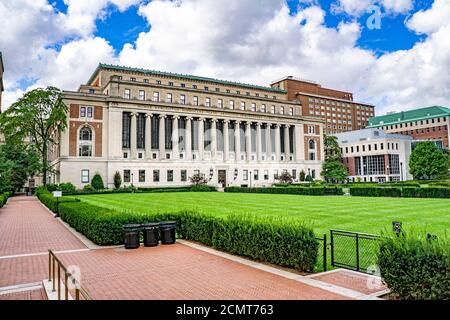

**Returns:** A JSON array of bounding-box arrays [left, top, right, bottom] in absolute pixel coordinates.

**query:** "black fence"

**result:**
[[315, 234, 327, 272], [330, 230, 382, 274]]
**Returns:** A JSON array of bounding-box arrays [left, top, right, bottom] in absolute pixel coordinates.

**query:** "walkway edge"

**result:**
[[178, 239, 382, 300]]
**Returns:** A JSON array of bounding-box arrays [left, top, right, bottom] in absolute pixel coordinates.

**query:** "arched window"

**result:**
[[78, 126, 93, 157], [309, 139, 316, 150]]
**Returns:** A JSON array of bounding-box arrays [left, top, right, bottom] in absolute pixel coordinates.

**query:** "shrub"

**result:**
[[113, 171, 122, 189], [59, 182, 76, 194], [378, 233, 450, 300], [46, 184, 59, 192], [39, 198, 318, 272], [91, 173, 105, 190], [225, 186, 343, 196], [299, 170, 306, 182], [189, 173, 208, 186], [0, 192, 11, 208], [82, 184, 95, 192], [190, 185, 217, 192], [277, 171, 293, 184], [350, 186, 449, 198]]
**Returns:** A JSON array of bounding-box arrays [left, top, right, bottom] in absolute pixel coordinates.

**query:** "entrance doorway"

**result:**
[[218, 170, 227, 188]]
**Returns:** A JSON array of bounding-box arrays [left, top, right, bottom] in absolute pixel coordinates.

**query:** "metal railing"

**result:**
[[48, 250, 91, 300], [315, 234, 327, 272]]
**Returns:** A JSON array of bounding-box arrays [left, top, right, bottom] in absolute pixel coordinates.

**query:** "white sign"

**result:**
[[52, 191, 62, 198]]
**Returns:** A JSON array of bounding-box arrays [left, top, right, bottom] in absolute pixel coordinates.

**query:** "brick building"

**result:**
[[270, 76, 375, 134], [335, 128, 412, 183], [367, 106, 450, 149]]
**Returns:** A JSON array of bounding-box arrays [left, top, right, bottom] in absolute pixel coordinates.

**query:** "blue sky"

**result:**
[[2, 0, 449, 113], [52, 0, 433, 56]]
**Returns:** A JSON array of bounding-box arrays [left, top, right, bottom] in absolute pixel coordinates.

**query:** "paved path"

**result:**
[[0, 196, 385, 300]]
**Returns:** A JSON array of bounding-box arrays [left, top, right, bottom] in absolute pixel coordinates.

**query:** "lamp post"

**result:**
[[131, 172, 134, 187], [400, 162, 404, 181], [249, 170, 252, 188]]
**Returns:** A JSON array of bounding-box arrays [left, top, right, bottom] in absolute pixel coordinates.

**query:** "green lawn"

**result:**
[[73, 192, 450, 236]]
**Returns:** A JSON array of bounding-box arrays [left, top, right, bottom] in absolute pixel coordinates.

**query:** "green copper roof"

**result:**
[[368, 106, 450, 127], [89, 63, 287, 94]]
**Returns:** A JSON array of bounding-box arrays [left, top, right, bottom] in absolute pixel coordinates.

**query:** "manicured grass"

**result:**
[[72, 192, 450, 236]]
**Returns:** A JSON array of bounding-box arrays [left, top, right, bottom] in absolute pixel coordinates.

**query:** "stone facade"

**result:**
[[51, 64, 325, 189]]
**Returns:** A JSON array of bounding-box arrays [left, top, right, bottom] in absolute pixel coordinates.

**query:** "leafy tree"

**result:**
[[91, 173, 105, 190], [189, 173, 208, 186], [299, 170, 306, 182], [321, 135, 348, 183], [0, 139, 39, 191], [0, 87, 68, 186], [113, 171, 122, 189], [409, 142, 448, 180], [277, 171, 294, 184], [0, 161, 14, 193], [58, 182, 76, 193]]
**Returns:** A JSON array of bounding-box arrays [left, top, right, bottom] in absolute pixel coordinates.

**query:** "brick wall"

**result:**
[[69, 121, 103, 157]]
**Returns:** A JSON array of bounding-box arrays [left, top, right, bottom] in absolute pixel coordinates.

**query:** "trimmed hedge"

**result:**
[[38, 192, 318, 272], [0, 192, 12, 208], [225, 186, 344, 196], [59, 186, 217, 196], [350, 187, 450, 198], [378, 233, 450, 300]]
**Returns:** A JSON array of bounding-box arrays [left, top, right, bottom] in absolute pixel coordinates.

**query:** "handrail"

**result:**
[[48, 250, 91, 300]]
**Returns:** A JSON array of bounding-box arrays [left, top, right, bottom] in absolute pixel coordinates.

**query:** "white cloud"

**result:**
[[1, 0, 449, 116], [332, 0, 414, 17]]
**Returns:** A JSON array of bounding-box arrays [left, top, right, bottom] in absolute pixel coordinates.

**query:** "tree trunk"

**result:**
[[42, 144, 48, 186]]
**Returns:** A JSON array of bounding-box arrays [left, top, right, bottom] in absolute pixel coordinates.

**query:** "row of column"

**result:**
[[128, 113, 295, 162]]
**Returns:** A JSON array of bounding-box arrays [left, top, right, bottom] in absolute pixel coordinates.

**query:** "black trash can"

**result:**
[[159, 221, 177, 245], [142, 223, 159, 247], [123, 224, 141, 249]]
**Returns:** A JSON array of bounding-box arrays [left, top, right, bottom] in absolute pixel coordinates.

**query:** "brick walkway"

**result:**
[[0, 196, 384, 300], [0, 196, 86, 256]]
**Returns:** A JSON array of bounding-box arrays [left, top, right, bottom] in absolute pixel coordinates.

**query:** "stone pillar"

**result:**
[[295, 124, 304, 161], [235, 121, 241, 161], [319, 124, 325, 162], [245, 121, 252, 161], [223, 119, 230, 161], [275, 124, 281, 161], [266, 124, 272, 161], [159, 114, 166, 159], [185, 117, 192, 160], [172, 116, 179, 160], [145, 113, 152, 159], [198, 118, 205, 161], [130, 112, 137, 159], [284, 125, 290, 161], [256, 122, 262, 162], [211, 118, 217, 160]]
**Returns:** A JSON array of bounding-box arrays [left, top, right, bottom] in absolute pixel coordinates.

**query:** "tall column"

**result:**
[[295, 124, 304, 161], [211, 118, 217, 160], [223, 120, 230, 162], [159, 114, 166, 159], [284, 125, 290, 161], [235, 121, 241, 161], [145, 113, 152, 159], [185, 117, 192, 160], [130, 112, 137, 159], [245, 121, 252, 161], [172, 116, 179, 160], [266, 124, 272, 161], [319, 124, 325, 162], [275, 124, 281, 161], [198, 118, 205, 161], [256, 122, 262, 162]]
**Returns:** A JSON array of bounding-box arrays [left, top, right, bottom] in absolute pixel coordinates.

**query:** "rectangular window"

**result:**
[[251, 103, 256, 112], [124, 89, 131, 99], [166, 93, 172, 103], [193, 96, 198, 105], [87, 106, 93, 118], [309, 152, 316, 160], [229, 100, 234, 109], [80, 106, 86, 117], [261, 104, 266, 113], [254, 170, 259, 181], [139, 90, 145, 101], [205, 97, 211, 107], [153, 170, 160, 182], [289, 108, 293, 116], [167, 170, 174, 182], [139, 170, 145, 183], [81, 170, 90, 183], [153, 92, 159, 102], [181, 170, 187, 182], [137, 113, 145, 149], [122, 112, 131, 148], [180, 94, 186, 105], [264, 170, 269, 180], [218, 99, 223, 108], [240, 101, 245, 110], [243, 170, 248, 181], [124, 170, 131, 183], [271, 106, 275, 114]]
